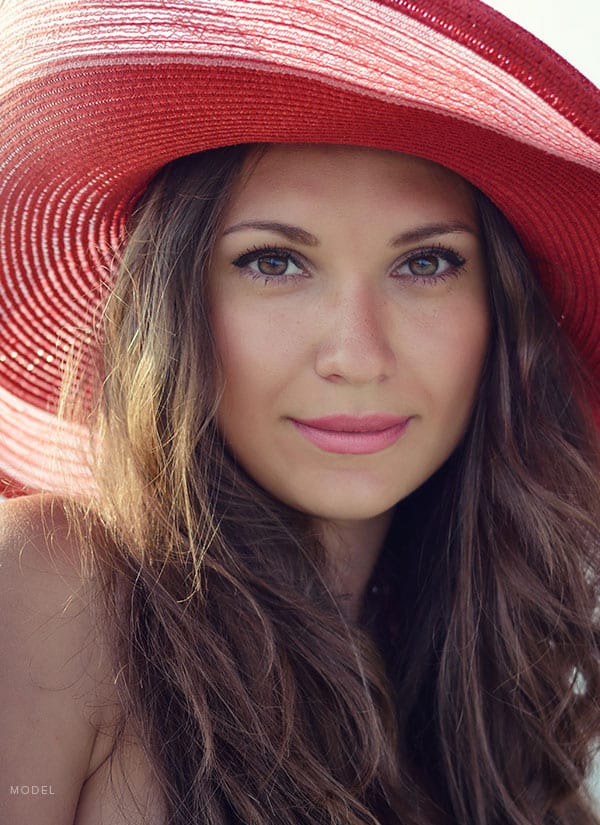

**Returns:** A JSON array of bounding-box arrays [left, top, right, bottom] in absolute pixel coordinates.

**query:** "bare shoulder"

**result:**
[[0, 494, 97, 649], [0, 494, 167, 824], [0, 493, 88, 581], [0, 494, 115, 822]]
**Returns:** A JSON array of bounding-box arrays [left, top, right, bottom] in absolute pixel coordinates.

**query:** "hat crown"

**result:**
[[0, 0, 599, 493]]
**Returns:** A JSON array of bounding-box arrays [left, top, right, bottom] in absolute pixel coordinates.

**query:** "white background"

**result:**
[[484, 0, 599, 86]]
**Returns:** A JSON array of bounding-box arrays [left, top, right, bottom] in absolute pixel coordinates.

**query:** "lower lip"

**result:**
[[290, 419, 411, 454]]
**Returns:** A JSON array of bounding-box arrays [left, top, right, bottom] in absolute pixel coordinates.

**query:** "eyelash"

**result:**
[[232, 243, 467, 286]]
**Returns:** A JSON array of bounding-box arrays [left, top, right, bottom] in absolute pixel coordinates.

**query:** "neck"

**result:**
[[315, 508, 395, 622]]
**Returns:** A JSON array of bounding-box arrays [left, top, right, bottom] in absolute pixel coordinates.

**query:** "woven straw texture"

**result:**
[[0, 0, 599, 494]]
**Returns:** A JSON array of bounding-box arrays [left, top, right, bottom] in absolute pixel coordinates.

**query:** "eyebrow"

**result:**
[[390, 221, 478, 246], [221, 219, 478, 246], [222, 221, 319, 245]]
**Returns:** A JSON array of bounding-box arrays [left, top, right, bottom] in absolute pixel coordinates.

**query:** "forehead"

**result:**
[[226, 143, 476, 221]]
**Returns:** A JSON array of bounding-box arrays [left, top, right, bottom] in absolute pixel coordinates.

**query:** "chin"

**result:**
[[290, 492, 402, 523]]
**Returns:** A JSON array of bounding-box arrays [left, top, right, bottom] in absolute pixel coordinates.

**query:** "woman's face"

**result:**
[[208, 145, 489, 522]]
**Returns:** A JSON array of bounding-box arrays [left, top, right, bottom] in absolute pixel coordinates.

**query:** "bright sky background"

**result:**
[[484, 0, 599, 86]]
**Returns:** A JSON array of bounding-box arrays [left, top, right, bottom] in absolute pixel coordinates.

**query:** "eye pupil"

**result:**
[[409, 255, 438, 277], [258, 255, 288, 276]]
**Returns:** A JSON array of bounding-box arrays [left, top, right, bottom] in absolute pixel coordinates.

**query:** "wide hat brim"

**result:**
[[1, 0, 599, 495]]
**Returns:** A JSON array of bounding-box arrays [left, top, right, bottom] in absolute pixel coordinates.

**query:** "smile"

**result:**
[[290, 415, 411, 455]]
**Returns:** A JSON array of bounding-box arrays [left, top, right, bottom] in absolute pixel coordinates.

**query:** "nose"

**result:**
[[314, 282, 397, 385]]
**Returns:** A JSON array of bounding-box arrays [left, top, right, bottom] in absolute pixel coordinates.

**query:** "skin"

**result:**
[[0, 494, 164, 825], [208, 144, 490, 617], [0, 145, 490, 822]]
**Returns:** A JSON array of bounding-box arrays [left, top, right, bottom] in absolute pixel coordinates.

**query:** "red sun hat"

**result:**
[[0, 0, 599, 496]]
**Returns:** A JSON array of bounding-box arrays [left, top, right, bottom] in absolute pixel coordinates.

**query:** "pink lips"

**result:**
[[290, 414, 411, 455]]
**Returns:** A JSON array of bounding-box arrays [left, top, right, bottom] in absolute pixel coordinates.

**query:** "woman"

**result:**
[[0, 1, 599, 824]]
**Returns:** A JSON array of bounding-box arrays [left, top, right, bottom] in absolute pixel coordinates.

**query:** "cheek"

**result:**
[[420, 295, 490, 412], [210, 296, 307, 417], [405, 293, 490, 418]]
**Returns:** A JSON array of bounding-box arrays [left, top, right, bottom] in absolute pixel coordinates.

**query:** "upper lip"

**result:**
[[292, 414, 410, 433]]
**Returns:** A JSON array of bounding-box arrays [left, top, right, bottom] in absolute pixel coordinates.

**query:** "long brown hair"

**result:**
[[76, 145, 600, 824]]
